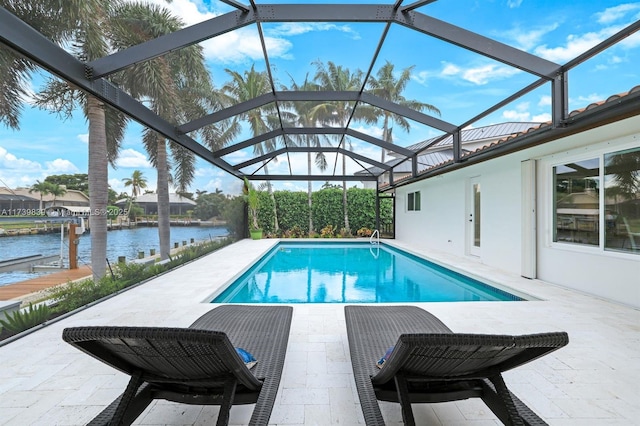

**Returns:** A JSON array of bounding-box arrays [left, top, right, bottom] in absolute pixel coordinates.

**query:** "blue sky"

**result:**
[[0, 0, 638, 197]]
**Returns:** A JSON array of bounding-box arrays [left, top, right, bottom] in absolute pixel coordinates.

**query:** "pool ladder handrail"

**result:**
[[369, 229, 380, 245]]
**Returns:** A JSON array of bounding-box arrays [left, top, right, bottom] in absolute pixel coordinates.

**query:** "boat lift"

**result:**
[[0, 216, 86, 271]]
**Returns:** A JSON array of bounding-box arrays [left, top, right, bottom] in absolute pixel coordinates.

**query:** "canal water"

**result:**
[[0, 225, 229, 287]]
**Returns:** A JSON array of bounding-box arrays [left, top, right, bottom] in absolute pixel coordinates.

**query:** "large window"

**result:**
[[604, 147, 640, 253], [553, 146, 640, 254], [553, 158, 600, 246], [408, 191, 421, 211]]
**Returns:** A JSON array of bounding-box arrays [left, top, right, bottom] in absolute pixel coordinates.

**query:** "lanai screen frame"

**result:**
[[0, 2, 639, 191]]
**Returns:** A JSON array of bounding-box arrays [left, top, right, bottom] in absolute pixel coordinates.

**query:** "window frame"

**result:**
[[407, 190, 421, 212], [543, 139, 640, 257]]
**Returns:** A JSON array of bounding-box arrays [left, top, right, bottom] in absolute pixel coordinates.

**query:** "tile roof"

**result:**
[[379, 84, 640, 190]]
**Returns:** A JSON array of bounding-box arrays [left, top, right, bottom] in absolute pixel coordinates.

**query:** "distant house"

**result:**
[[114, 193, 196, 215], [9, 186, 90, 209], [0, 188, 40, 212]]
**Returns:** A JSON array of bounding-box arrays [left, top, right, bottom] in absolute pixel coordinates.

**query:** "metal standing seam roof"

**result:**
[[114, 193, 197, 205], [0, 3, 639, 190]]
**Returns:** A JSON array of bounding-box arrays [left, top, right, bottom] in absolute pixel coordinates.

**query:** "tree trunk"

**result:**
[[263, 162, 279, 233], [87, 96, 108, 282], [307, 140, 313, 235], [381, 114, 389, 164], [156, 137, 171, 260], [342, 152, 349, 233]]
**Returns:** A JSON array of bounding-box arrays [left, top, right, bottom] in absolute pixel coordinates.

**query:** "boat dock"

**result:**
[[0, 265, 93, 301], [0, 254, 62, 273]]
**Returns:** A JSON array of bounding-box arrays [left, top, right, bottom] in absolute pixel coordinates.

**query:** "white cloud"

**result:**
[[503, 23, 560, 51], [415, 62, 521, 86], [137, 0, 218, 26], [595, 3, 640, 24], [507, 0, 523, 8], [108, 178, 127, 195], [351, 125, 383, 139], [268, 23, 360, 40], [77, 133, 89, 144], [441, 63, 461, 77], [573, 93, 605, 105], [200, 28, 293, 64], [195, 167, 226, 178], [0, 146, 42, 171], [115, 149, 152, 168], [502, 109, 531, 121], [460, 64, 521, 85], [532, 113, 552, 122], [538, 95, 552, 107], [202, 178, 224, 192], [534, 25, 625, 63], [45, 159, 79, 173], [501, 102, 538, 122]]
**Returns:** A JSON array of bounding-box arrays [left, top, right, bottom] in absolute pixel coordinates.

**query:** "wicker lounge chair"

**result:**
[[62, 305, 293, 426], [345, 305, 569, 426]]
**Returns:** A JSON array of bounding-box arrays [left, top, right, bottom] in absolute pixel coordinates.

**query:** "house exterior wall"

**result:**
[[394, 115, 640, 308]]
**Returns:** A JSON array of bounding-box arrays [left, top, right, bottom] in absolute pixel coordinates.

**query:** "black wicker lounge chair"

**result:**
[[63, 305, 293, 426], [345, 305, 569, 426]]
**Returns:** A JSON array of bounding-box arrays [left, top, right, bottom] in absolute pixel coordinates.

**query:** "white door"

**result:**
[[468, 177, 481, 257]]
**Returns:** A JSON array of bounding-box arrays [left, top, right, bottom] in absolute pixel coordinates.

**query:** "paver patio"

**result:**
[[1, 239, 638, 425]]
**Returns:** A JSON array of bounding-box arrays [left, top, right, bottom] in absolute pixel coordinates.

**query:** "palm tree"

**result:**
[[367, 61, 440, 163], [122, 170, 148, 198], [48, 183, 67, 206], [312, 61, 366, 234], [222, 65, 282, 233], [109, 2, 238, 260], [0, 1, 90, 129], [29, 180, 52, 211], [286, 75, 330, 234], [29, 0, 126, 282]]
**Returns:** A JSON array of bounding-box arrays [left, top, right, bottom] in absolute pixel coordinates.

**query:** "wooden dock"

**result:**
[[0, 265, 93, 301]]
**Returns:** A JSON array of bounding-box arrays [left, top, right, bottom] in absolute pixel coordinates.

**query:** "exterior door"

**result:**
[[468, 177, 481, 256]]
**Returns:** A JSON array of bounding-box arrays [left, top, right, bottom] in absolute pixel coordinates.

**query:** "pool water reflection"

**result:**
[[212, 242, 523, 303]]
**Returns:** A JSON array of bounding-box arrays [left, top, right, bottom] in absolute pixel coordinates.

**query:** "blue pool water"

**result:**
[[212, 242, 524, 303]]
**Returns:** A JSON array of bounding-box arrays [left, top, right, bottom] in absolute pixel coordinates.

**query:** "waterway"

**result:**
[[0, 225, 229, 287]]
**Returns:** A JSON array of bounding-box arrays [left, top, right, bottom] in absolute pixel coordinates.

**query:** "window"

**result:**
[[553, 158, 600, 246], [408, 191, 421, 211], [552, 146, 640, 254], [604, 147, 640, 253]]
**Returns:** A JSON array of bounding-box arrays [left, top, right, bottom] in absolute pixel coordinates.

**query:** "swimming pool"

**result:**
[[211, 242, 524, 303]]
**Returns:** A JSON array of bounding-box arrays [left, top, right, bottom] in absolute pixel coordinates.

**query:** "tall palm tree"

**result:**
[[122, 170, 147, 198], [0, 0, 92, 129], [29, 180, 52, 211], [312, 61, 365, 234], [1, 2, 128, 282], [367, 61, 440, 163], [109, 2, 239, 260], [286, 75, 330, 234], [222, 65, 282, 233], [48, 183, 67, 206]]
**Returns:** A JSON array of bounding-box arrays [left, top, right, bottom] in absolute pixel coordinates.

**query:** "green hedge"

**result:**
[[248, 187, 392, 236]]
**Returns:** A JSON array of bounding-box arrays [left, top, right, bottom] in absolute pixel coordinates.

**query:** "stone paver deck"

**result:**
[[0, 239, 638, 425]]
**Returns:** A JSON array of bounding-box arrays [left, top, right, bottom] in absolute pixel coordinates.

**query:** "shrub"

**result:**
[[0, 303, 50, 334], [320, 224, 336, 238], [357, 227, 373, 237]]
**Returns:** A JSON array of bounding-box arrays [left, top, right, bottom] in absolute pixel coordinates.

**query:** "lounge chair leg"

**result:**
[[394, 373, 416, 426], [111, 371, 144, 425], [216, 378, 238, 426], [487, 375, 524, 426]]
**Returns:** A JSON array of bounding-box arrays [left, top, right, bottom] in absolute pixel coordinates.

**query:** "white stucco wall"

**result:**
[[394, 115, 640, 308]]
